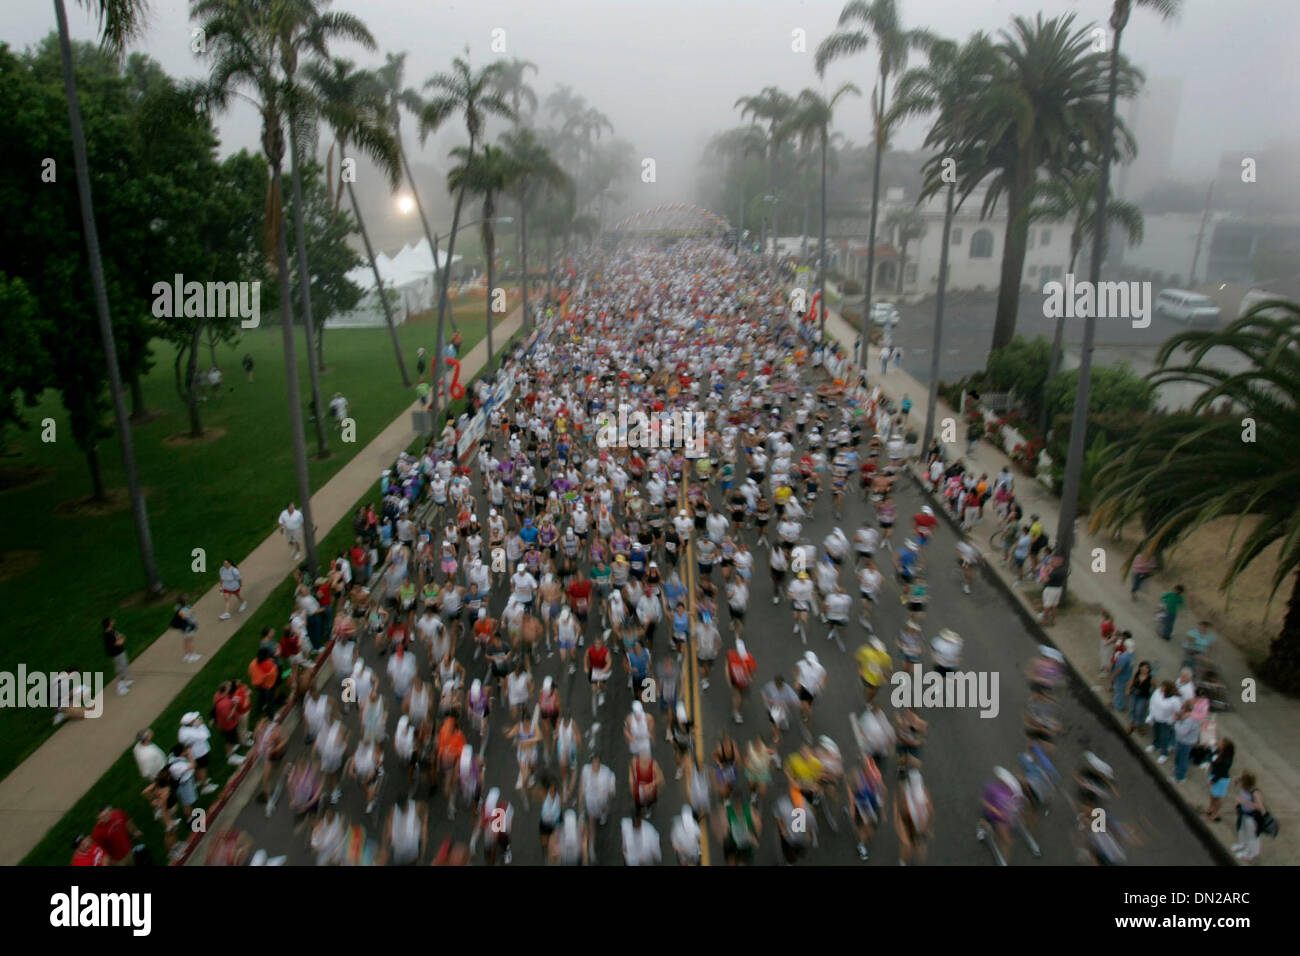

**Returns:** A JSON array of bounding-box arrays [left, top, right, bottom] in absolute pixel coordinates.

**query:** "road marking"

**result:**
[[679, 480, 710, 866]]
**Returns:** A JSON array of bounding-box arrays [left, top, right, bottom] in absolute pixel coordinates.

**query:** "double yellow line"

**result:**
[[679, 477, 710, 866]]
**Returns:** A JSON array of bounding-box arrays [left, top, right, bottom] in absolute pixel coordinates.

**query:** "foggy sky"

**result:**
[[6, 0, 1297, 209]]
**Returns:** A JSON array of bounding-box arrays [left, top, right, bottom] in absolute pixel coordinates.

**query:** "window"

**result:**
[[905, 263, 918, 284], [1041, 229, 1052, 246], [970, 229, 993, 259], [951, 227, 963, 246]]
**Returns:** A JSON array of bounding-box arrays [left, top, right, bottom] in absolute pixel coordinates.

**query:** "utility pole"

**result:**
[[1188, 180, 1215, 286]]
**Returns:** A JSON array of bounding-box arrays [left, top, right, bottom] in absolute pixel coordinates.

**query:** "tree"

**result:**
[[501, 126, 568, 332], [787, 85, 860, 340], [53, 0, 161, 593], [0, 275, 50, 446], [1043, 363, 1152, 422], [883, 205, 925, 294], [734, 86, 795, 259], [1056, 0, 1183, 587], [984, 335, 1052, 416], [816, 0, 935, 367], [1089, 301, 1300, 692], [304, 56, 407, 383], [419, 54, 514, 427], [492, 57, 538, 126], [191, 0, 322, 576], [447, 143, 511, 374]]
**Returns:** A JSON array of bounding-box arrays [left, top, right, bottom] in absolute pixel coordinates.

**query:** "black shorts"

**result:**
[[797, 686, 814, 703], [222, 727, 239, 746], [729, 606, 745, 621], [907, 601, 926, 613], [194, 753, 210, 771]]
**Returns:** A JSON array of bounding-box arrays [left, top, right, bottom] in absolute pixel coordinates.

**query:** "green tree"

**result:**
[[501, 126, 568, 332], [734, 86, 796, 256], [984, 335, 1052, 415], [448, 144, 511, 373], [0, 274, 50, 444], [1043, 363, 1152, 422], [1090, 301, 1300, 692], [883, 204, 926, 295]]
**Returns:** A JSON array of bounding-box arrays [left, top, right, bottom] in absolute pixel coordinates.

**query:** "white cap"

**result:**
[[471, 678, 482, 695], [804, 651, 818, 665], [517, 563, 526, 573], [632, 701, 644, 716], [922, 506, 934, 516], [489, 509, 497, 516], [993, 766, 1021, 795], [182, 712, 201, 725]]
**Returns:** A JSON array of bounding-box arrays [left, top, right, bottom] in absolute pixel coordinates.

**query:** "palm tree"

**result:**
[[948, 14, 1133, 354], [375, 51, 459, 337], [888, 32, 1000, 450], [54, 0, 162, 594], [1029, 165, 1144, 393], [1089, 301, 1300, 693], [305, 56, 408, 384], [419, 55, 515, 427], [787, 84, 860, 341], [447, 143, 512, 374], [816, 0, 934, 367], [493, 57, 538, 125], [564, 105, 615, 213], [275, 0, 375, 457], [883, 204, 925, 295], [1056, 0, 1182, 584], [191, 0, 321, 574], [501, 126, 568, 332], [734, 86, 795, 262]]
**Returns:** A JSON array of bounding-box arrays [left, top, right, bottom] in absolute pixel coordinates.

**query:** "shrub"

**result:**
[[1042, 362, 1153, 423], [841, 278, 863, 295], [984, 335, 1052, 416]]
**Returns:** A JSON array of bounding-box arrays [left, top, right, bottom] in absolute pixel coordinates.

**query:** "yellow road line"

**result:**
[[680, 479, 710, 866]]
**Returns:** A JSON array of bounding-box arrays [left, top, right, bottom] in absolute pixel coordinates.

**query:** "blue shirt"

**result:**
[[520, 525, 539, 545], [899, 549, 918, 575]]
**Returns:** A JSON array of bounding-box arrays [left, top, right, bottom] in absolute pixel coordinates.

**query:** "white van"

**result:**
[[1155, 289, 1220, 324]]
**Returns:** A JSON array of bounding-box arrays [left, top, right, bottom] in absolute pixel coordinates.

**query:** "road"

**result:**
[[222, 308, 1217, 868]]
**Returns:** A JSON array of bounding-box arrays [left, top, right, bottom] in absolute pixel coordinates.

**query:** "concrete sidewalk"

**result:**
[[822, 308, 1297, 864], [0, 309, 524, 865]]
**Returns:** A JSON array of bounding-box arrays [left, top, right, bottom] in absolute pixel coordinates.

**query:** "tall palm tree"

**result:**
[[1029, 164, 1144, 393], [501, 126, 568, 332], [734, 86, 795, 262], [947, 14, 1132, 354], [493, 57, 538, 126], [191, 0, 321, 574], [54, 0, 162, 594], [447, 143, 512, 374], [816, 0, 934, 367], [419, 55, 515, 427], [888, 32, 1000, 450], [375, 51, 459, 337], [883, 205, 926, 295], [564, 105, 615, 213], [1089, 301, 1300, 693], [1057, 0, 1182, 583], [787, 84, 860, 341], [275, 0, 375, 457], [305, 56, 408, 384]]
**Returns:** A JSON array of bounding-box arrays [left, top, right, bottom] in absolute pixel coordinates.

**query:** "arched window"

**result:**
[[970, 228, 994, 259]]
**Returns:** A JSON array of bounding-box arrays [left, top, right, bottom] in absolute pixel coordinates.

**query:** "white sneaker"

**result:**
[[219, 612, 231, 620], [700, 678, 710, 690], [1157, 754, 1168, 764], [200, 781, 218, 795], [239, 601, 247, 612], [228, 754, 245, 765], [1145, 745, 1155, 753], [331, 788, 342, 805], [962, 585, 971, 594], [117, 684, 131, 696]]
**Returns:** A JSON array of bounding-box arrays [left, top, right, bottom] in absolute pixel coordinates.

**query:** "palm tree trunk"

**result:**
[[54, 0, 162, 595], [484, 220, 496, 375], [860, 71, 888, 368], [273, 161, 319, 577], [432, 163, 471, 430], [817, 128, 829, 343], [923, 181, 956, 453], [991, 156, 1034, 352], [179, 323, 204, 438], [520, 194, 530, 332], [85, 445, 105, 501], [344, 146, 410, 386], [287, 126, 330, 458], [398, 135, 459, 335], [1055, 22, 1125, 587]]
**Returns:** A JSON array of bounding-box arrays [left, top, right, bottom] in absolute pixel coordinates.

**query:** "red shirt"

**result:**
[[567, 579, 594, 613], [350, 546, 366, 569], [1101, 620, 1115, 642], [232, 684, 251, 716], [278, 632, 301, 660], [72, 842, 107, 867], [914, 512, 938, 534], [214, 693, 239, 732], [587, 645, 610, 672], [91, 810, 132, 861], [727, 650, 756, 687]]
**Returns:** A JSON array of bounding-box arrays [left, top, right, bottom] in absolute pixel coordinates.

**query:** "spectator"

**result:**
[[70, 832, 107, 867], [1204, 737, 1235, 823], [101, 616, 133, 697], [1233, 773, 1269, 863], [51, 668, 94, 726], [1171, 699, 1202, 784], [1147, 680, 1180, 764], [133, 728, 166, 781], [1038, 556, 1066, 626], [167, 744, 200, 815], [242, 353, 254, 382], [218, 559, 246, 620], [91, 805, 142, 866], [1127, 661, 1154, 736], [213, 682, 246, 766], [1157, 584, 1186, 641], [171, 595, 200, 664], [1098, 610, 1117, 679], [1110, 637, 1135, 713], [178, 712, 218, 795], [1130, 552, 1157, 599], [249, 647, 279, 718]]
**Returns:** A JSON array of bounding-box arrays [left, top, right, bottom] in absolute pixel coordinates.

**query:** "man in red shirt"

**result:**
[[71, 832, 107, 867], [913, 505, 938, 543], [213, 682, 245, 765], [585, 632, 613, 709], [90, 806, 141, 865], [726, 639, 757, 725], [566, 569, 594, 627], [231, 680, 253, 748]]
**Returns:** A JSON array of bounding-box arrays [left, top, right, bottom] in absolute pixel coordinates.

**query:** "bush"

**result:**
[[841, 278, 863, 295], [1042, 363, 1153, 423], [984, 335, 1052, 416]]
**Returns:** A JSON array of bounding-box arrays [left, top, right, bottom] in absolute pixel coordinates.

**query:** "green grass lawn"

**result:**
[[0, 300, 508, 783], [18, 325, 524, 866]]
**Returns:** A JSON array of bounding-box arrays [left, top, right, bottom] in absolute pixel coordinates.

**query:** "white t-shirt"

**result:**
[[582, 764, 616, 814], [622, 820, 662, 866], [279, 509, 305, 533], [178, 722, 211, 759]]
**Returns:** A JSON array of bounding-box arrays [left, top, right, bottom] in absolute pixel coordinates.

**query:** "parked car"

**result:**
[[870, 302, 900, 327], [1155, 288, 1220, 325], [1239, 288, 1292, 319]]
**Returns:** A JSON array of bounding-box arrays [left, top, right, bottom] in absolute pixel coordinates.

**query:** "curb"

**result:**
[[900, 466, 1235, 866]]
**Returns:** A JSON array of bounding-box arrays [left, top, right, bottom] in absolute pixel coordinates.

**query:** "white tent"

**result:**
[[327, 238, 462, 328]]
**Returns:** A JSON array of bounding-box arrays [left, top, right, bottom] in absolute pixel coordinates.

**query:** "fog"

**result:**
[[6, 0, 1297, 230]]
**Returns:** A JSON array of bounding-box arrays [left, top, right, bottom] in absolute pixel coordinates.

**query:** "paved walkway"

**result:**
[[823, 307, 1298, 864], [0, 309, 524, 865]]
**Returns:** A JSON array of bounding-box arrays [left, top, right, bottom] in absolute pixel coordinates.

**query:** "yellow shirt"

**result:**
[[787, 754, 823, 789], [855, 644, 891, 686], [774, 486, 793, 506], [1029, 520, 1043, 540]]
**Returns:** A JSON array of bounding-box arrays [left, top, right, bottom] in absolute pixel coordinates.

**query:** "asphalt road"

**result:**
[[871, 291, 1202, 386], [223, 331, 1218, 868]]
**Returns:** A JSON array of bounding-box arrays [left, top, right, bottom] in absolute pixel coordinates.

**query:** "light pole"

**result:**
[[428, 215, 513, 431]]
